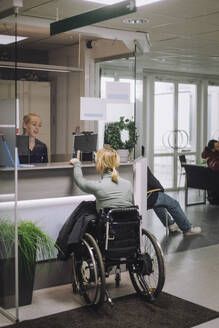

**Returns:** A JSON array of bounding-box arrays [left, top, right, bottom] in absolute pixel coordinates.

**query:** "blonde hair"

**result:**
[[22, 113, 41, 135], [96, 147, 120, 183]]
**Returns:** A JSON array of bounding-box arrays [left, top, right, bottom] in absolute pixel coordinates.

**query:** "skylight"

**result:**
[[85, 0, 163, 6], [0, 35, 27, 45]]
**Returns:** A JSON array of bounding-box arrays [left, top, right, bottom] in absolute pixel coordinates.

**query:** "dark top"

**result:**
[[19, 138, 48, 164], [147, 167, 164, 209]]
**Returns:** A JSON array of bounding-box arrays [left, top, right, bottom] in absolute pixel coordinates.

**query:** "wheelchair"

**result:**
[[71, 206, 165, 307]]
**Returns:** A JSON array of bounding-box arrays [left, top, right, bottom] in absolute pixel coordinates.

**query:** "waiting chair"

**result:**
[[184, 164, 208, 206], [71, 206, 165, 307]]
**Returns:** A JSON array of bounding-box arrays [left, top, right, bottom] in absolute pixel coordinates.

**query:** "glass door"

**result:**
[[208, 85, 219, 140], [154, 81, 197, 190], [154, 82, 174, 188]]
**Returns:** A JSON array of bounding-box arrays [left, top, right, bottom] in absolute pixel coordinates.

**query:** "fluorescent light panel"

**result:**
[[0, 34, 27, 45], [85, 0, 163, 6]]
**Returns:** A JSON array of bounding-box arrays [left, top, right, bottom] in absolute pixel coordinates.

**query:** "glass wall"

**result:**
[[208, 85, 219, 140], [0, 16, 17, 323], [153, 80, 197, 189]]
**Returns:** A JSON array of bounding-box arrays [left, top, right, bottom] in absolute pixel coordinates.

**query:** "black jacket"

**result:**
[[56, 201, 98, 260], [19, 138, 48, 164], [147, 167, 164, 209]]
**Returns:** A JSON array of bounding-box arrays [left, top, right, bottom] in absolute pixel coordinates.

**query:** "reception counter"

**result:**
[[0, 161, 136, 290], [0, 159, 147, 291], [0, 161, 134, 201]]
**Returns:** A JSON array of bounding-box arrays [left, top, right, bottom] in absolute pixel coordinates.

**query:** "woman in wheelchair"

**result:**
[[57, 147, 165, 307], [70, 147, 134, 212]]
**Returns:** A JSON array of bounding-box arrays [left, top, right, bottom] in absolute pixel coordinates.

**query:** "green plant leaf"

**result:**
[[104, 116, 138, 153]]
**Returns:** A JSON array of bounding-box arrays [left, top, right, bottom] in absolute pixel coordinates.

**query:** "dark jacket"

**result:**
[[19, 138, 48, 164], [147, 167, 164, 209], [202, 147, 219, 171], [56, 201, 98, 260]]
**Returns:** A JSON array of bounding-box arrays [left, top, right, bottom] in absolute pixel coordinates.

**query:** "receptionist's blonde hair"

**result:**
[[96, 147, 120, 183]]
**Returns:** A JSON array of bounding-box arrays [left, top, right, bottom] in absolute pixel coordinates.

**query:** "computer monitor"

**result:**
[[16, 135, 29, 163], [73, 133, 97, 161], [73, 133, 97, 153]]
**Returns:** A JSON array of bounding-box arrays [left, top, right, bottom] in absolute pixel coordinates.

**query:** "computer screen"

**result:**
[[0, 128, 16, 167], [17, 135, 29, 156], [73, 133, 97, 153]]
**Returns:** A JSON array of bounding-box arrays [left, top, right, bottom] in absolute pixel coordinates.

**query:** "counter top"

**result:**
[[0, 161, 134, 171]]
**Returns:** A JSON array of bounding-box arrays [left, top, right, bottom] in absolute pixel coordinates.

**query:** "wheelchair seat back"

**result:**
[[99, 207, 141, 261]]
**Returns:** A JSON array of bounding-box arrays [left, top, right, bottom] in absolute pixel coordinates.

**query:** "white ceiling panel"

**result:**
[[141, 0, 219, 19], [0, 0, 219, 70], [195, 30, 219, 43], [191, 12, 219, 27], [152, 37, 216, 51], [94, 12, 184, 32], [151, 21, 219, 36]]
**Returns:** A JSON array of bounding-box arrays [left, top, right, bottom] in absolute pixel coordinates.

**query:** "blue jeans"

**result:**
[[153, 192, 191, 232]]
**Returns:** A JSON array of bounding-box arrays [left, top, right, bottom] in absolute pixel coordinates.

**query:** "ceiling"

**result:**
[[1, 0, 219, 73]]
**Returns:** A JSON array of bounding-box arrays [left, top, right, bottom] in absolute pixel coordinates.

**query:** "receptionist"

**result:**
[[20, 113, 48, 164]]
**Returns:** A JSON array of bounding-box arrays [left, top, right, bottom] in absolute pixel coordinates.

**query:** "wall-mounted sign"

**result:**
[[80, 97, 106, 121]]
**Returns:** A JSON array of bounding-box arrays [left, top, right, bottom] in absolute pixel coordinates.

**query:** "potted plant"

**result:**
[[104, 116, 138, 162], [0, 219, 55, 309]]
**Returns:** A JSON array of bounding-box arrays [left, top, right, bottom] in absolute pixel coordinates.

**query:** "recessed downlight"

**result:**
[[123, 17, 149, 24]]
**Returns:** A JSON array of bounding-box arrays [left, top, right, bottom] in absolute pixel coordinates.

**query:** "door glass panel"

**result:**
[[178, 84, 197, 152], [154, 82, 174, 189], [154, 82, 174, 154], [208, 86, 219, 140], [0, 78, 17, 319], [154, 156, 174, 189]]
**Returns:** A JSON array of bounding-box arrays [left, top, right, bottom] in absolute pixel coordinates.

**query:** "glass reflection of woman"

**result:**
[[21, 113, 48, 164]]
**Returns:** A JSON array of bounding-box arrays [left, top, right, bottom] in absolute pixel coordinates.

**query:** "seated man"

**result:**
[[147, 167, 201, 236], [202, 139, 219, 204], [202, 139, 219, 171]]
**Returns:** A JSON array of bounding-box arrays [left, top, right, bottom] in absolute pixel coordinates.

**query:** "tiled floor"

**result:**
[[1, 191, 219, 327]]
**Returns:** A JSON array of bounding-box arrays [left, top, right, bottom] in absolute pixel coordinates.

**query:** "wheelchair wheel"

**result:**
[[129, 228, 165, 301], [75, 233, 105, 306]]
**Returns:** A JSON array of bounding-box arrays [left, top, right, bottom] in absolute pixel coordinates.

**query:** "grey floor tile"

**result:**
[[192, 318, 219, 328], [164, 244, 219, 312]]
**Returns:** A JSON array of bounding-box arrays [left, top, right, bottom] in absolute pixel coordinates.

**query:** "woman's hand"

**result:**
[[69, 158, 80, 165]]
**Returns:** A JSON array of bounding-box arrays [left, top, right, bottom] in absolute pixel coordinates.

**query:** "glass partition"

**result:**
[[0, 15, 17, 324]]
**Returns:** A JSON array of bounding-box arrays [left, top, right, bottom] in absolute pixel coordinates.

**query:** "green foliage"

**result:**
[[0, 219, 55, 268], [104, 116, 138, 153]]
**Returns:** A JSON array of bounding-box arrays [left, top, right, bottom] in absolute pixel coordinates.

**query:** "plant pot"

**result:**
[[0, 250, 36, 309], [117, 149, 129, 163]]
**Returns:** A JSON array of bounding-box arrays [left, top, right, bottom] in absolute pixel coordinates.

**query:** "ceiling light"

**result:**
[[0, 34, 27, 45], [85, 0, 164, 7], [123, 17, 149, 24]]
